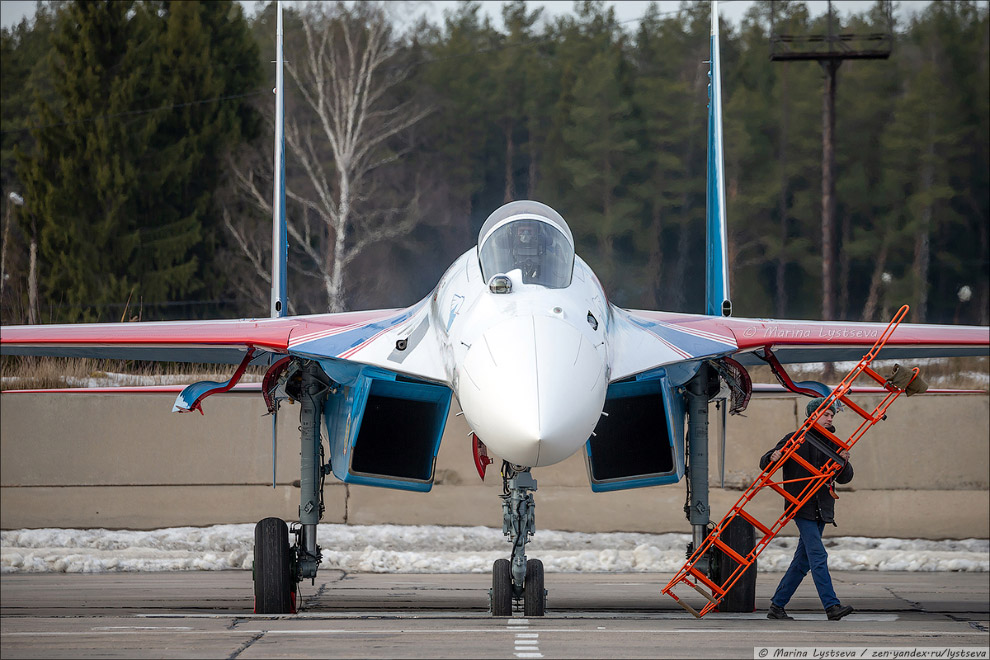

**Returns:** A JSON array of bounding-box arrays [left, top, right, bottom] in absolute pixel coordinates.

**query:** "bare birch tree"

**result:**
[[227, 2, 431, 313]]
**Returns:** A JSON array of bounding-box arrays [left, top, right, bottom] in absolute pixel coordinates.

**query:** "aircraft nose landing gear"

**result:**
[[490, 462, 546, 616]]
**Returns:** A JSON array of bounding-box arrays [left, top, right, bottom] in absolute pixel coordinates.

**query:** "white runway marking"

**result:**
[[508, 617, 543, 659]]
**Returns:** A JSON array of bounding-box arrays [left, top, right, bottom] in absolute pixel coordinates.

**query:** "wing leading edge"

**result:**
[[610, 308, 989, 383], [0, 300, 447, 385]]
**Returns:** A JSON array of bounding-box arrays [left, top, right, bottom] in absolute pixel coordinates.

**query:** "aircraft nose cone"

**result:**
[[459, 315, 607, 467]]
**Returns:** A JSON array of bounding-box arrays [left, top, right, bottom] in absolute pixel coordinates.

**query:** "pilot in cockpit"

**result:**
[[511, 221, 547, 280], [478, 210, 574, 289]]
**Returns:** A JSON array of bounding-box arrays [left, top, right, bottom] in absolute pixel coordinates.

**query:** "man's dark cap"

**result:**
[[806, 396, 836, 417]]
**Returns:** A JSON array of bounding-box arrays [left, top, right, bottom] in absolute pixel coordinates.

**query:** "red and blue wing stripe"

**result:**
[[288, 303, 423, 360], [624, 311, 737, 359]]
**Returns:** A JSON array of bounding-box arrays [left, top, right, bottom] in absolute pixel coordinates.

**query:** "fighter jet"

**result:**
[[2, 2, 987, 616]]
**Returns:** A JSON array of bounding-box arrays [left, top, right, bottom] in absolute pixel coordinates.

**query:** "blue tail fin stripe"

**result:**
[[271, 2, 288, 318], [706, 1, 731, 317]]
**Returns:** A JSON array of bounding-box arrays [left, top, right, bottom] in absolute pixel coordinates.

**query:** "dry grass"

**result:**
[[0, 356, 264, 391], [1, 355, 986, 392]]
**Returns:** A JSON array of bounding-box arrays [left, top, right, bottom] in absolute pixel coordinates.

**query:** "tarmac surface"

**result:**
[[1, 571, 988, 658]]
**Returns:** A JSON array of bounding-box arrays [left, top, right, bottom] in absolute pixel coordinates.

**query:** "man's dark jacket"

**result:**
[[758, 426, 854, 525]]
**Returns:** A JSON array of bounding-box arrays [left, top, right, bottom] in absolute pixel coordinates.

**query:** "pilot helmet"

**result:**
[[512, 220, 545, 257]]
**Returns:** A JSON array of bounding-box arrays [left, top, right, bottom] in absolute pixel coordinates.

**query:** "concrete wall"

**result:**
[[1, 391, 987, 538]]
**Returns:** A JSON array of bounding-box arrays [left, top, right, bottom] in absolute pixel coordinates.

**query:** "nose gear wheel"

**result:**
[[524, 558, 546, 616], [491, 558, 512, 616]]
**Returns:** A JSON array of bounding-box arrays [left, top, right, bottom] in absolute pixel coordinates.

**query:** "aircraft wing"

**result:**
[[0, 299, 447, 384], [610, 307, 989, 382]]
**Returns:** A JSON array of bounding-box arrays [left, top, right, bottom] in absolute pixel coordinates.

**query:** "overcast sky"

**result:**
[[1, 1, 933, 32]]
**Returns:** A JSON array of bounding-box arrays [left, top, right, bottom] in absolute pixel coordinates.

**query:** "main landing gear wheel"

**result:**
[[254, 517, 295, 614], [523, 558, 545, 616], [491, 558, 513, 616]]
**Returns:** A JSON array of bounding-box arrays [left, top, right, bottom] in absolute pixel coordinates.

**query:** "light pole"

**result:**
[[1, 191, 24, 303]]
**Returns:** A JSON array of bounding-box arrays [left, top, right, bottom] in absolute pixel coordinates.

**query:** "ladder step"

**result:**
[[785, 450, 826, 477], [687, 566, 724, 595], [809, 422, 850, 451], [686, 579, 720, 605], [735, 509, 772, 537], [838, 395, 876, 422], [860, 365, 889, 386], [712, 537, 748, 566], [767, 480, 801, 505], [673, 596, 702, 618]]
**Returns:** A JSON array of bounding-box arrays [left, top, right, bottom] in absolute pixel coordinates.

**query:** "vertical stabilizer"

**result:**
[[706, 1, 731, 317], [271, 1, 288, 318]]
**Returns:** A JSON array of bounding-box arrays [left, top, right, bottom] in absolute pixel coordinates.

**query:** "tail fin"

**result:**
[[271, 1, 288, 318], [706, 1, 731, 317]]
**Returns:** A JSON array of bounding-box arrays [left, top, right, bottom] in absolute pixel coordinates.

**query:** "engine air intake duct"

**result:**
[[327, 374, 452, 492], [585, 377, 681, 492]]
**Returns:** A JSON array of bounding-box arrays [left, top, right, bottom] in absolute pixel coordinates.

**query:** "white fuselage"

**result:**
[[430, 249, 611, 467]]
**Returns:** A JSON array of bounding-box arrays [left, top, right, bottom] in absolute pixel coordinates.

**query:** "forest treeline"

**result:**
[[1, 0, 987, 325]]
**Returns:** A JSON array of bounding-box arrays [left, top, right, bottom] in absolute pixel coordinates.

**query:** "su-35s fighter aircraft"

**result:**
[[2, 2, 988, 616]]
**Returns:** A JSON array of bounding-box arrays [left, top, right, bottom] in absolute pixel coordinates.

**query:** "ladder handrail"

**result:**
[[662, 305, 916, 617]]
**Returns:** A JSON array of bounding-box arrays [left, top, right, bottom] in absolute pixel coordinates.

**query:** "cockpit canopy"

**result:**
[[477, 201, 575, 289]]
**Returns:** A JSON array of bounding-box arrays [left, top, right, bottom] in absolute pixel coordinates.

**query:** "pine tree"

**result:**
[[16, 0, 149, 322], [833, 8, 900, 321], [631, 2, 708, 310], [1, 4, 58, 322], [729, 1, 821, 319], [494, 0, 543, 203], [14, 0, 261, 322], [136, 0, 261, 317], [420, 1, 500, 230]]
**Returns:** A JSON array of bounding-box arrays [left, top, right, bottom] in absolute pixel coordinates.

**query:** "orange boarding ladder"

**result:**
[[661, 305, 920, 618]]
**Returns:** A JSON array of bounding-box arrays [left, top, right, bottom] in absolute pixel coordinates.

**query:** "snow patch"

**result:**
[[2, 525, 986, 574]]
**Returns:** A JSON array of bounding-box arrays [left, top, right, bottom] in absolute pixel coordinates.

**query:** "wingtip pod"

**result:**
[[706, 0, 731, 317], [271, 1, 288, 318]]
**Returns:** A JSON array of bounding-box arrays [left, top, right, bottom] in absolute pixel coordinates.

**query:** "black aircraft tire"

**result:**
[[523, 559, 545, 617], [491, 559, 513, 616], [254, 517, 293, 614], [715, 517, 757, 612]]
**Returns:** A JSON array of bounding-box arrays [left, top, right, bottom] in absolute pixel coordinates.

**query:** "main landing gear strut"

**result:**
[[254, 360, 330, 614], [491, 461, 546, 616]]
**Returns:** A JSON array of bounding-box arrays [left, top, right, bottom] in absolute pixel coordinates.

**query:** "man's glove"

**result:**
[[887, 364, 929, 396]]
